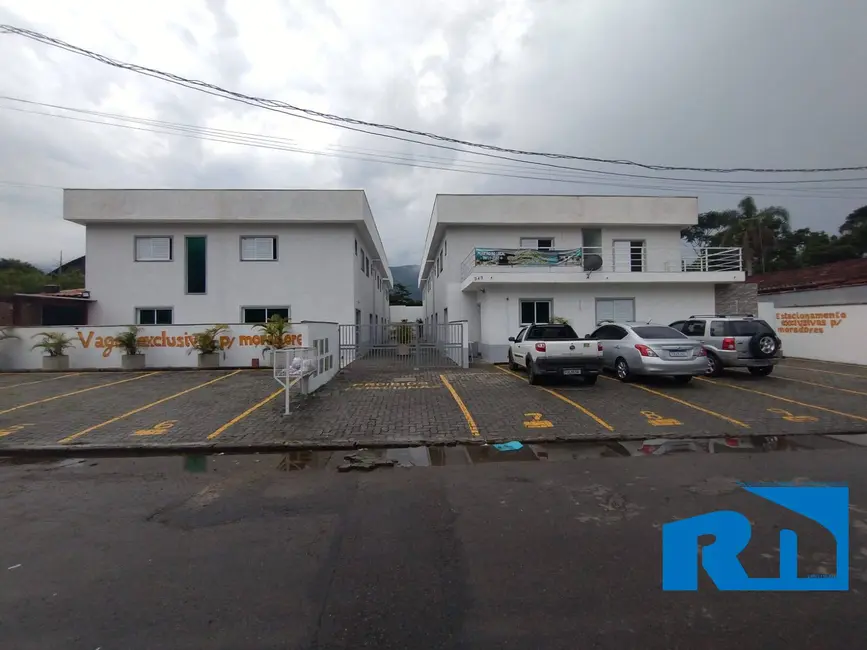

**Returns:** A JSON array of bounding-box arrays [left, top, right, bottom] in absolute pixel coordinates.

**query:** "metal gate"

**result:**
[[339, 322, 465, 369]]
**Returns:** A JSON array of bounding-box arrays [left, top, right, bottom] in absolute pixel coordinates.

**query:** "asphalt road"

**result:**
[[2, 448, 866, 649]]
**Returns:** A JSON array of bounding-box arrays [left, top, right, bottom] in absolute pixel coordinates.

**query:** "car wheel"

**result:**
[[615, 358, 632, 382], [748, 366, 773, 377], [706, 353, 724, 377], [583, 374, 598, 386], [527, 357, 541, 385], [749, 333, 779, 359], [507, 350, 519, 371], [671, 375, 692, 385]]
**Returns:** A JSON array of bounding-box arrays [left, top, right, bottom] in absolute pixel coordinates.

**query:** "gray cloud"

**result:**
[[1, 0, 865, 271]]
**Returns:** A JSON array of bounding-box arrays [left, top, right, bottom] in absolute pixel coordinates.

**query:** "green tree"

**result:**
[[389, 282, 421, 306], [682, 197, 791, 275]]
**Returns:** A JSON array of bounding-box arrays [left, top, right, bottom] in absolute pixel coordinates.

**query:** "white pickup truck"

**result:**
[[507, 323, 603, 385]]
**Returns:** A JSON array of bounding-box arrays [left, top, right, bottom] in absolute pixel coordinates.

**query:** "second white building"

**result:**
[[418, 194, 747, 362]]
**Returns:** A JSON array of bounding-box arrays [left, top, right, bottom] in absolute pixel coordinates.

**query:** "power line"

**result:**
[[5, 95, 867, 189], [4, 23, 867, 175], [5, 99, 867, 201]]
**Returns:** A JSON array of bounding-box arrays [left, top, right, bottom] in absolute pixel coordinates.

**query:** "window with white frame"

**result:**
[[519, 300, 551, 325], [135, 236, 172, 261], [242, 307, 290, 323], [240, 236, 277, 261], [520, 238, 554, 251], [137, 307, 173, 325], [595, 298, 635, 323]]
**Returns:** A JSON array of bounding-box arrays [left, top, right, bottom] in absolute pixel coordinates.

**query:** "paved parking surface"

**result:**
[[1, 357, 867, 451]]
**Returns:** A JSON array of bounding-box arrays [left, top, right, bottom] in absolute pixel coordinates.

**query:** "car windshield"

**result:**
[[632, 326, 688, 340], [728, 320, 775, 336], [526, 325, 579, 339]]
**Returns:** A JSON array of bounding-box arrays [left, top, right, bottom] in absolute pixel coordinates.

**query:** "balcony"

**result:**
[[460, 246, 744, 290]]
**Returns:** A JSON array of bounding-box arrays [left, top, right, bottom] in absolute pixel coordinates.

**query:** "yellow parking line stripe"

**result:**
[[493, 365, 614, 432], [0, 373, 82, 391], [0, 372, 161, 415], [601, 375, 750, 428], [770, 374, 867, 397], [207, 385, 287, 440], [778, 364, 867, 380], [440, 374, 480, 437], [698, 377, 867, 423], [58, 370, 243, 444]]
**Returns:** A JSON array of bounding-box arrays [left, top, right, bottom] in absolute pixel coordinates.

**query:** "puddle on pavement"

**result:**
[[269, 433, 861, 471], [0, 434, 861, 473]]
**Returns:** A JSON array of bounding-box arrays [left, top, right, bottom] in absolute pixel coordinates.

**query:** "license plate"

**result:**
[[668, 350, 689, 358], [563, 369, 583, 375]]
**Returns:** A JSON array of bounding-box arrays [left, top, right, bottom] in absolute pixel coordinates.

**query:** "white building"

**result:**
[[64, 189, 392, 327], [418, 194, 746, 362]]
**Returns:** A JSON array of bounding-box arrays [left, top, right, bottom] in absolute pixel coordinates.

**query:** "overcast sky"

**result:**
[[1, 0, 866, 270]]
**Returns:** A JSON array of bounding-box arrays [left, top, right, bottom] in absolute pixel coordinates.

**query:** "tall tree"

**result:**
[[682, 197, 791, 275], [389, 282, 421, 306]]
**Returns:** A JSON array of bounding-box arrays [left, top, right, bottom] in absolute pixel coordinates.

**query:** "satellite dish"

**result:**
[[583, 254, 603, 272]]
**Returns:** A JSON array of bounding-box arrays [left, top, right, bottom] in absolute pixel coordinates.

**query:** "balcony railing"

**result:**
[[460, 246, 742, 281]]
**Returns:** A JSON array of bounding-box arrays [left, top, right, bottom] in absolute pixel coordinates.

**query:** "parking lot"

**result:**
[[1, 357, 867, 451]]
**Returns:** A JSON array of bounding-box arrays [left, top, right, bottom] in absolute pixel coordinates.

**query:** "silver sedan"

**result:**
[[587, 322, 708, 384]]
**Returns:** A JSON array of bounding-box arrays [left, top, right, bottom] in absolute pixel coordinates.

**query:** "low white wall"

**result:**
[[389, 305, 424, 322], [0, 322, 342, 378], [760, 302, 864, 365]]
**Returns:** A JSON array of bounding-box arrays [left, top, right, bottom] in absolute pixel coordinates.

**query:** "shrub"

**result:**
[[30, 331, 76, 357]]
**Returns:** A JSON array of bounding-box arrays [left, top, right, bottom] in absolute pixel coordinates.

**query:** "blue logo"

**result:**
[[662, 484, 848, 591]]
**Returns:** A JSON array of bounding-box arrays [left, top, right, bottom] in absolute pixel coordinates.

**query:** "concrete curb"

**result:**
[[3, 430, 865, 458]]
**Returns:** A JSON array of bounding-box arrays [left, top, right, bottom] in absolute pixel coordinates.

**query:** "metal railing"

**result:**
[[339, 322, 465, 369], [460, 246, 742, 280], [273, 347, 316, 414]]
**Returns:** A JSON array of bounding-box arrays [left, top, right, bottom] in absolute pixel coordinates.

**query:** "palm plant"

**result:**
[[31, 331, 76, 357], [690, 197, 791, 275], [187, 324, 228, 356], [254, 315, 291, 355], [114, 325, 142, 355]]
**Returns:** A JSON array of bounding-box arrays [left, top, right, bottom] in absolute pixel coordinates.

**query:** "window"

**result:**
[[683, 320, 706, 336], [595, 298, 634, 324], [519, 299, 551, 325], [137, 308, 173, 325], [591, 325, 627, 340], [613, 240, 645, 272], [710, 321, 727, 336], [242, 307, 289, 323], [365, 257, 370, 277], [377, 276, 381, 290], [444, 239, 447, 256], [727, 320, 775, 336], [669, 320, 687, 332], [355, 239, 358, 256], [525, 324, 579, 340], [361, 250, 366, 271], [520, 238, 554, 250], [632, 326, 688, 340], [513, 327, 527, 342], [135, 236, 172, 261], [375, 315, 379, 324], [582, 228, 602, 250], [185, 236, 207, 294], [240, 236, 277, 261]]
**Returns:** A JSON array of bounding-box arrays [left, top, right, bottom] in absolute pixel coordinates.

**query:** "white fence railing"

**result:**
[[460, 246, 742, 281]]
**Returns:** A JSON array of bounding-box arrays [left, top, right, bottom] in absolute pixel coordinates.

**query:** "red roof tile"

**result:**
[[749, 258, 867, 293]]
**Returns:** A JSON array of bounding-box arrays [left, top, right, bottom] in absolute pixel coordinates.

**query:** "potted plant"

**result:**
[[115, 325, 145, 370], [394, 319, 413, 356], [31, 331, 76, 370], [254, 315, 290, 367], [187, 324, 228, 368], [552, 316, 570, 325]]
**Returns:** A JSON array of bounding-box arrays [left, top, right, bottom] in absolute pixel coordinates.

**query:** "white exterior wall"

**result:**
[[85, 223, 356, 326], [422, 223, 685, 344], [758, 301, 866, 366], [478, 283, 715, 362], [66, 189, 392, 328]]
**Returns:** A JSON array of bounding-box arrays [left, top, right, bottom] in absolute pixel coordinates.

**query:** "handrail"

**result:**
[[461, 246, 742, 280]]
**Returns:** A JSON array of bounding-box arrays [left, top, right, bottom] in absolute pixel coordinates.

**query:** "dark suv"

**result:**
[[668, 315, 782, 377]]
